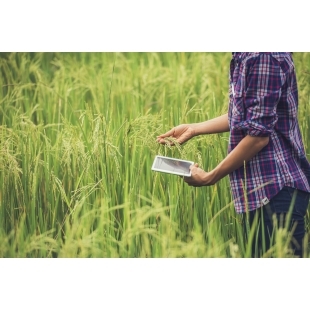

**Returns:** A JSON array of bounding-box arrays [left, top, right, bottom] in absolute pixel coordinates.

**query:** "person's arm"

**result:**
[[185, 53, 284, 187], [191, 113, 229, 135], [184, 134, 269, 186], [157, 113, 229, 145]]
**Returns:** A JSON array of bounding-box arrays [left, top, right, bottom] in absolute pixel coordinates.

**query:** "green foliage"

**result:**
[[0, 52, 309, 257]]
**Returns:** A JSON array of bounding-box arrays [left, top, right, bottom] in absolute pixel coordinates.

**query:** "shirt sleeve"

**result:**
[[231, 53, 284, 137]]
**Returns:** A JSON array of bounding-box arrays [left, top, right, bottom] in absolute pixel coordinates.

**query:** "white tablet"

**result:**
[[151, 155, 194, 177]]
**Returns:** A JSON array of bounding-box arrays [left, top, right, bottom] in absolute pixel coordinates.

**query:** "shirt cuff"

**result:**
[[232, 120, 273, 137]]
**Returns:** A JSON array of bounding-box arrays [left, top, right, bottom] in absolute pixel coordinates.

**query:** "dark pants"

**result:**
[[242, 186, 310, 258]]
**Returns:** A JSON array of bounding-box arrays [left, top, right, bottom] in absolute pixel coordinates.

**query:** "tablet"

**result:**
[[151, 155, 194, 177]]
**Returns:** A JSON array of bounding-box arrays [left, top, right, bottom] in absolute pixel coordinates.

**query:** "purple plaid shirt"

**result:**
[[228, 52, 310, 213]]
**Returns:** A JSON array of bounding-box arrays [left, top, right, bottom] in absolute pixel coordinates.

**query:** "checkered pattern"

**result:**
[[228, 52, 310, 213]]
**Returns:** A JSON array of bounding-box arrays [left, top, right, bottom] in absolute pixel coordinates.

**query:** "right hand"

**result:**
[[156, 124, 196, 145]]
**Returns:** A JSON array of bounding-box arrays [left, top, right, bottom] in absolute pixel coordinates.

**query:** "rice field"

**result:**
[[0, 52, 309, 258]]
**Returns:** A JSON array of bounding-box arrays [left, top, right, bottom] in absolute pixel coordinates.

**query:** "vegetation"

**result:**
[[0, 52, 309, 257]]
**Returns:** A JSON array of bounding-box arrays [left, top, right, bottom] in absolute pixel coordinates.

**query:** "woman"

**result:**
[[157, 52, 310, 257]]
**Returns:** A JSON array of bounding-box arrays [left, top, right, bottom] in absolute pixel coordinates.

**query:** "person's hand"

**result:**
[[183, 164, 217, 187], [156, 124, 196, 145]]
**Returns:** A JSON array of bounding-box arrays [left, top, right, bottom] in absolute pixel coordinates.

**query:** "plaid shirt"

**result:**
[[228, 52, 310, 213]]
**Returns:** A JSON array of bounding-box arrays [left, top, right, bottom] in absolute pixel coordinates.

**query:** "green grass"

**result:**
[[0, 52, 309, 258]]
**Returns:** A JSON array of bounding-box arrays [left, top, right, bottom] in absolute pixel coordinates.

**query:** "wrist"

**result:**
[[191, 123, 200, 137], [210, 169, 222, 185], [203, 170, 218, 185]]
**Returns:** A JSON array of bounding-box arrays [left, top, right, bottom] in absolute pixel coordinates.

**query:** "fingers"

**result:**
[[190, 163, 199, 169], [156, 128, 184, 145], [156, 125, 192, 145], [183, 164, 197, 185], [183, 177, 202, 187], [183, 163, 203, 187], [157, 137, 177, 146], [156, 128, 175, 141]]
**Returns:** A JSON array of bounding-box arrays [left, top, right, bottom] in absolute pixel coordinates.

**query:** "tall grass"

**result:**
[[0, 52, 309, 258]]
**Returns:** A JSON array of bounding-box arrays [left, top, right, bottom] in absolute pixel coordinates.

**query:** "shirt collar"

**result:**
[[232, 52, 242, 59]]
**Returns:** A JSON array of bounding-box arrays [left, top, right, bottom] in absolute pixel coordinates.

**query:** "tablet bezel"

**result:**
[[151, 155, 194, 177]]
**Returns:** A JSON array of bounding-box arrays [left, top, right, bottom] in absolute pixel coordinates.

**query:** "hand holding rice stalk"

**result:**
[[156, 124, 196, 145]]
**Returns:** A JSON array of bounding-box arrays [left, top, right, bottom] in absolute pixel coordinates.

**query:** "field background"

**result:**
[[0, 52, 309, 258]]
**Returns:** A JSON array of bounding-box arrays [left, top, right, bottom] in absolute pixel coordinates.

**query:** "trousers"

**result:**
[[242, 186, 310, 258]]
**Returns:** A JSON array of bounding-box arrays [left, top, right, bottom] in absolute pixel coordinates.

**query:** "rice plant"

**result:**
[[0, 52, 309, 257]]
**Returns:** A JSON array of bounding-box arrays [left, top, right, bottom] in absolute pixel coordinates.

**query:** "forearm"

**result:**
[[192, 113, 229, 136], [208, 135, 269, 184]]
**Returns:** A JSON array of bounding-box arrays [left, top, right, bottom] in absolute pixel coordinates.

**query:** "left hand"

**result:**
[[182, 164, 216, 187]]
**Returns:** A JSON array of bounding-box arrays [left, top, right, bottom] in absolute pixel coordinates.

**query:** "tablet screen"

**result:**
[[151, 156, 193, 176]]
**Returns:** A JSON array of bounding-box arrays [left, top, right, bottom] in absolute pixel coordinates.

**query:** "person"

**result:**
[[156, 52, 310, 258]]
